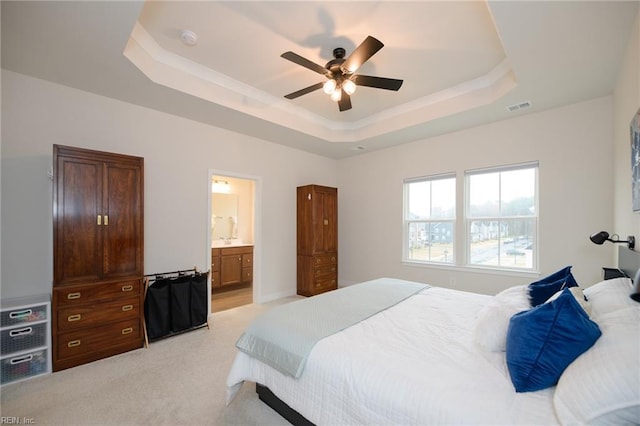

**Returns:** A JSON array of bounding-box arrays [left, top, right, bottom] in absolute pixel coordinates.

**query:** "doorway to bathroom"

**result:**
[[208, 172, 257, 313]]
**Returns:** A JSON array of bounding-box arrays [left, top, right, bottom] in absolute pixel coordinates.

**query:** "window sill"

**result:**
[[402, 260, 540, 279]]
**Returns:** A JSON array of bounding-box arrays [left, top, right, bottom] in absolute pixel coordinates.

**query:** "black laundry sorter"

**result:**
[[144, 269, 209, 341]]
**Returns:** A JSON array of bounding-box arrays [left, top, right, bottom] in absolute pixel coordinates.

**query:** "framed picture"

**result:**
[[632, 108, 640, 212]]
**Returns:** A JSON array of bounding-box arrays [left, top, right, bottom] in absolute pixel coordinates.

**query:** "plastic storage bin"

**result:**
[[1, 349, 49, 384], [0, 294, 51, 385]]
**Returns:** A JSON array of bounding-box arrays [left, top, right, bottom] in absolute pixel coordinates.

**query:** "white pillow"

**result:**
[[473, 285, 530, 352], [583, 278, 634, 318], [554, 306, 640, 425]]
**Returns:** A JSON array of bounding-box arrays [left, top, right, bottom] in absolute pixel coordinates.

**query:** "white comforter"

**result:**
[[226, 286, 559, 425]]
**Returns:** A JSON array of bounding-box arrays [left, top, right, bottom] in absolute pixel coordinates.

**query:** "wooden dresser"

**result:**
[[296, 185, 338, 296], [52, 145, 144, 371]]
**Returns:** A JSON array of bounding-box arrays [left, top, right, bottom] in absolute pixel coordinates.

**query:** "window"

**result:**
[[403, 174, 456, 264], [403, 162, 538, 272], [466, 163, 538, 270]]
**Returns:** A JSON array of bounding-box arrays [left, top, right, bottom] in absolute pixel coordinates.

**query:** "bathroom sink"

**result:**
[[212, 240, 248, 248]]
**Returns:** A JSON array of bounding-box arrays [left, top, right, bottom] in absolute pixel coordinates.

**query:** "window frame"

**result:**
[[402, 162, 539, 274], [402, 173, 456, 265], [464, 162, 539, 272]]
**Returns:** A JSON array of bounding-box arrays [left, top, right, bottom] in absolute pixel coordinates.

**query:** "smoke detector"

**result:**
[[180, 30, 198, 46]]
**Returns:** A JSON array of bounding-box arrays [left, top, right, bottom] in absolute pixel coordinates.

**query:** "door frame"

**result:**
[[207, 169, 262, 314]]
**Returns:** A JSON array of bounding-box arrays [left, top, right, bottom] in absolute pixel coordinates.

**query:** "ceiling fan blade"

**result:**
[[338, 90, 352, 112], [284, 82, 324, 99], [281, 51, 328, 75], [341, 36, 384, 74], [354, 75, 403, 91]]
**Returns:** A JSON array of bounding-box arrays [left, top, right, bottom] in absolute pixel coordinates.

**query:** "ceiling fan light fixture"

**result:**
[[343, 79, 356, 95], [323, 79, 337, 95], [330, 90, 342, 102]]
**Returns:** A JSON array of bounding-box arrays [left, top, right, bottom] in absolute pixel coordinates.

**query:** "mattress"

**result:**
[[226, 283, 559, 425]]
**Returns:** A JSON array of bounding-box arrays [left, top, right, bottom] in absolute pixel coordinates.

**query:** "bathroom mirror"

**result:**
[[212, 193, 238, 240]]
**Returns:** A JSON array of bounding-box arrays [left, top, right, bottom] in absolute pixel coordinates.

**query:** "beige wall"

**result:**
[[613, 8, 640, 263], [1, 70, 338, 302], [338, 97, 615, 295]]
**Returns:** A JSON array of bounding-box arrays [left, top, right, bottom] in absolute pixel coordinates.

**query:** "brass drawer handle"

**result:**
[[67, 314, 82, 322], [315, 258, 321, 264], [331, 257, 336, 262], [67, 340, 81, 348], [121, 327, 133, 335], [121, 305, 133, 312], [67, 292, 81, 300], [121, 285, 133, 292]]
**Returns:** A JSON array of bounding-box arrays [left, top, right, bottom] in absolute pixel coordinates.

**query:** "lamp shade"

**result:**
[[589, 231, 609, 245]]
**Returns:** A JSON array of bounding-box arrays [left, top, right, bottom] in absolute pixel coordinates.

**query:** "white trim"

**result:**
[[402, 260, 540, 279]]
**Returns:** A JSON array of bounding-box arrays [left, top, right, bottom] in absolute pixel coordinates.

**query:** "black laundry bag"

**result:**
[[170, 275, 193, 332], [190, 272, 208, 327], [144, 278, 171, 340]]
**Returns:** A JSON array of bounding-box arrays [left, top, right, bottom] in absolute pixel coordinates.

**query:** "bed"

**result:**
[[226, 249, 640, 425]]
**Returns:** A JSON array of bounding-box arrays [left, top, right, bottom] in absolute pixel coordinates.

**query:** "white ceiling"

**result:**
[[2, 1, 638, 158]]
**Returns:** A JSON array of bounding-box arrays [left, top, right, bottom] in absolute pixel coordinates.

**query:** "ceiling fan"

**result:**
[[281, 36, 403, 112]]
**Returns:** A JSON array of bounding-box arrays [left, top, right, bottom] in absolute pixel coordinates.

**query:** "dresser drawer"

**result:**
[[314, 264, 337, 277], [1, 303, 48, 328], [57, 297, 140, 331], [313, 253, 337, 266], [56, 318, 141, 360], [313, 277, 337, 293], [1, 322, 48, 356], [54, 279, 141, 306]]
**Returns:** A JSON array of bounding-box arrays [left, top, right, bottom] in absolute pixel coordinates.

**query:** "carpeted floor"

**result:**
[[0, 297, 301, 425]]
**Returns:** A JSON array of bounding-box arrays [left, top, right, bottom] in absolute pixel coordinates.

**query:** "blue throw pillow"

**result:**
[[506, 288, 601, 393], [528, 266, 578, 306]]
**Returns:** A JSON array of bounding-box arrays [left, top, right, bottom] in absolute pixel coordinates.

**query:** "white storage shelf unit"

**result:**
[[1, 294, 51, 385]]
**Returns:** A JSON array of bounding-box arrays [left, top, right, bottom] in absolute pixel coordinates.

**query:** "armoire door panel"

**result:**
[[103, 164, 143, 277], [323, 191, 337, 252], [312, 191, 326, 253], [55, 157, 103, 284]]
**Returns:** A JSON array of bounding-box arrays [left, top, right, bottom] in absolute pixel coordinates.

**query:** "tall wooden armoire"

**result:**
[[52, 145, 144, 371], [296, 185, 338, 296]]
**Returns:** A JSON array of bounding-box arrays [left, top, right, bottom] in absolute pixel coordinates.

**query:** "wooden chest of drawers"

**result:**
[[297, 185, 338, 296], [297, 252, 338, 296], [52, 279, 144, 371]]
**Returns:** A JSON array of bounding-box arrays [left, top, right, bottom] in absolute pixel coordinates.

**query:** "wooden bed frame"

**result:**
[[254, 247, 640, 425]]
